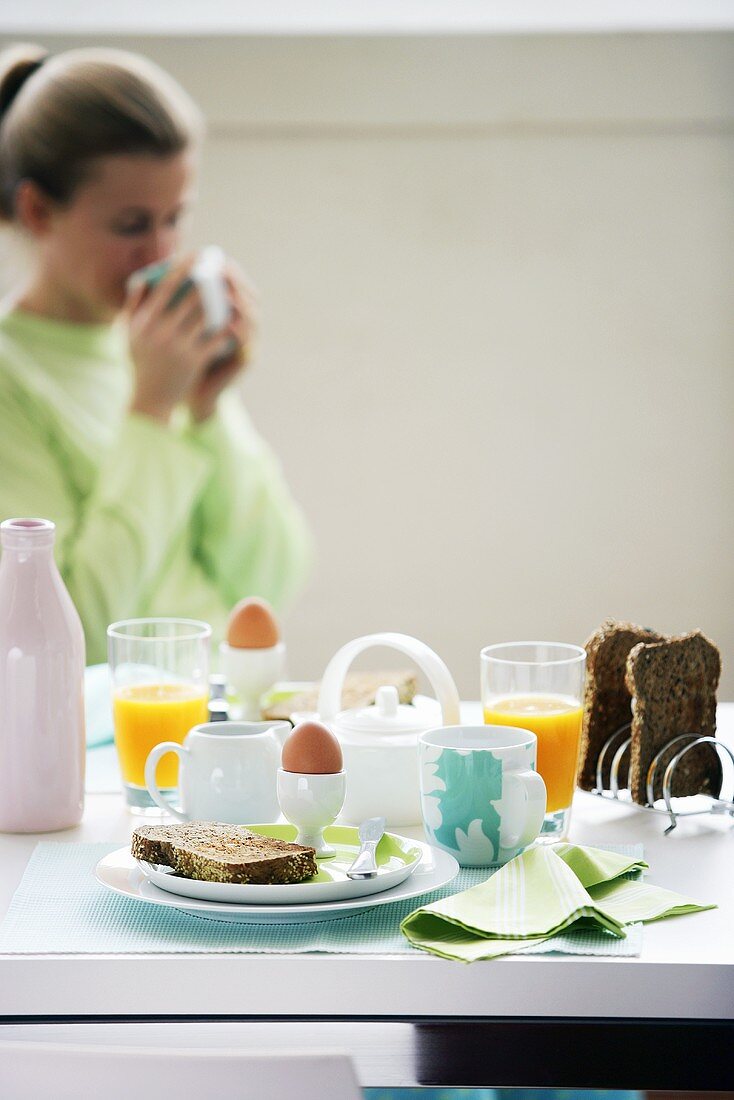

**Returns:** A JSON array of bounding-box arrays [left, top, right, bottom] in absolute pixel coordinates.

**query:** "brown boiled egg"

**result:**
[[281, 720, 344, 775], [226, 597, 280, 649]]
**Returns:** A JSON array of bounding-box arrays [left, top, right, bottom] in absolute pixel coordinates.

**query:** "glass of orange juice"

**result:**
[[480, 642, 586, 842], [107, 619, 211, 814]]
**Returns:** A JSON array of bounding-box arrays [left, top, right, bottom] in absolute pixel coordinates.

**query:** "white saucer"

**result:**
[[134, 824, 423, 905], [95, 839, 459, 925]]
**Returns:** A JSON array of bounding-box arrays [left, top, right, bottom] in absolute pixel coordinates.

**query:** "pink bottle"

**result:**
[[0, 518, 85, 832]]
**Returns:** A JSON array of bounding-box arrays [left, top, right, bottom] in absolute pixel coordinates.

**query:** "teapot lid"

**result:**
[[334, 686, 441, 742]]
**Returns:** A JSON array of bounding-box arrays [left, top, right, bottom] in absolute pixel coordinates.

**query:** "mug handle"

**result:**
[[502, 769, 547, 851], [144, 742, 188, 821]]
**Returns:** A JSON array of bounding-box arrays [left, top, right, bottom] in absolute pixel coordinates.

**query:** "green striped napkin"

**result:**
[[401, 842, 715, 962]]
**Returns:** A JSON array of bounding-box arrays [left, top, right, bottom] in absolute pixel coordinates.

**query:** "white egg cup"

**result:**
[[276, 768, 346, 857], [219, 640, 286, 720]]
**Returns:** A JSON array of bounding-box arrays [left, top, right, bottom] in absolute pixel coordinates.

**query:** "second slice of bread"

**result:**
[[261, 669, 418, 721], [625, 631, 721, 804], [131, 821, 318, 885]]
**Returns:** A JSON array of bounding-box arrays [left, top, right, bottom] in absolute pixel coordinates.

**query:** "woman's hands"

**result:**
[[126, 255, 257, 426]]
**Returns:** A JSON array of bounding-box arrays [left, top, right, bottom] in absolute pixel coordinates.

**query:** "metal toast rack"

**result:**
[[592, 725, 734, 834]]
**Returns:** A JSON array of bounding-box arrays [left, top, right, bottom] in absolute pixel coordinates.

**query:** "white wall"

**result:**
[[2, 32, 733, 697]]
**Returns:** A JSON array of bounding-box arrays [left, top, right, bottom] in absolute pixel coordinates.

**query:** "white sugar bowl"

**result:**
[[317, 632, 461, 827]]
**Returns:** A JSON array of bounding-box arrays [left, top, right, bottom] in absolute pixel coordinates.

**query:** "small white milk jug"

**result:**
[[145, 721, 290, 824]]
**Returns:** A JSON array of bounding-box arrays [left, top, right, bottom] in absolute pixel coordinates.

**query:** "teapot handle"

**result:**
[[317, 632, 461, 725]]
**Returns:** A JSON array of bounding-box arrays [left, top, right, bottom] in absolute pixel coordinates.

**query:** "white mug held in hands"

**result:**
[[419, 725, 547, 867], [127, 245, 231, 333]]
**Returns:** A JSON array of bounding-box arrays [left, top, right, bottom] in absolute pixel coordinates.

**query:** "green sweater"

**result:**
[[0, 307, 313, 663]]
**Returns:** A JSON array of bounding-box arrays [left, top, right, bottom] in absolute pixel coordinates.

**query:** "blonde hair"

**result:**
[[0, 44, 203, 221]]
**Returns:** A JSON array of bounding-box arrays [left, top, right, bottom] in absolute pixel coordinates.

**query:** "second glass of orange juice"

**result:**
[[481, 642, 586, 842], [108, 619, 210, 814]]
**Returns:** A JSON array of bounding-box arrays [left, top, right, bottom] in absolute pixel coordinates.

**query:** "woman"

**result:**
[[0, 43, 312, 662]]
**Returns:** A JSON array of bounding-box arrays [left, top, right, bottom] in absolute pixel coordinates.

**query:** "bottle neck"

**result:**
[[0, 518, 56, 555]]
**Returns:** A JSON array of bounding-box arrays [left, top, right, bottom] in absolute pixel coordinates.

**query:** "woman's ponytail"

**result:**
[[0, 43, 48, 121], [0, 44, 48, 221]]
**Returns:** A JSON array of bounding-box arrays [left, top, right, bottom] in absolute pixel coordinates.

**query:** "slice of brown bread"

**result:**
[[261, 669, 418, 722], [131, 821, 318, 885], [578, 619, 665, 791], [625, 631, 721, 805]]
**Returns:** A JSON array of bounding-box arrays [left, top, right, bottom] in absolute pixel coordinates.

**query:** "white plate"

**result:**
[[134, 824, 423, 905], [95, 839, 459, 924]]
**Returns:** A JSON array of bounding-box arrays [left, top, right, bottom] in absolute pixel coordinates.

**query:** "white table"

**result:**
[[1, 704, 733, 1090]]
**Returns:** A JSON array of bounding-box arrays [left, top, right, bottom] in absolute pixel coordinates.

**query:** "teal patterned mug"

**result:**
[[418, 725, 547, 867]]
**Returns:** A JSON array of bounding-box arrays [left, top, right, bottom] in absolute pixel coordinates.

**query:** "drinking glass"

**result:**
[[480, 642, 586, 842], [107, 618, 211, 814]]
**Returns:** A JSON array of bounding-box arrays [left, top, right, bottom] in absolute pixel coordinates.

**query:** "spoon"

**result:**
[[346, 816, 386, 879]]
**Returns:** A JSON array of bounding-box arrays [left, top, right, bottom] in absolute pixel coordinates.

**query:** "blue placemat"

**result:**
[[0, 843, 644, 957]]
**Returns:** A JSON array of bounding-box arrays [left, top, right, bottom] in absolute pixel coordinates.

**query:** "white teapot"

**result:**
[[317, 633, 460, 826], [145, 720, 290, 824]]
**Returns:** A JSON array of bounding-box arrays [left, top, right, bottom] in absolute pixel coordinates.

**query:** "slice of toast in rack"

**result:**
[[578, 619, 665, 791], [625, 631, 721, 804]]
